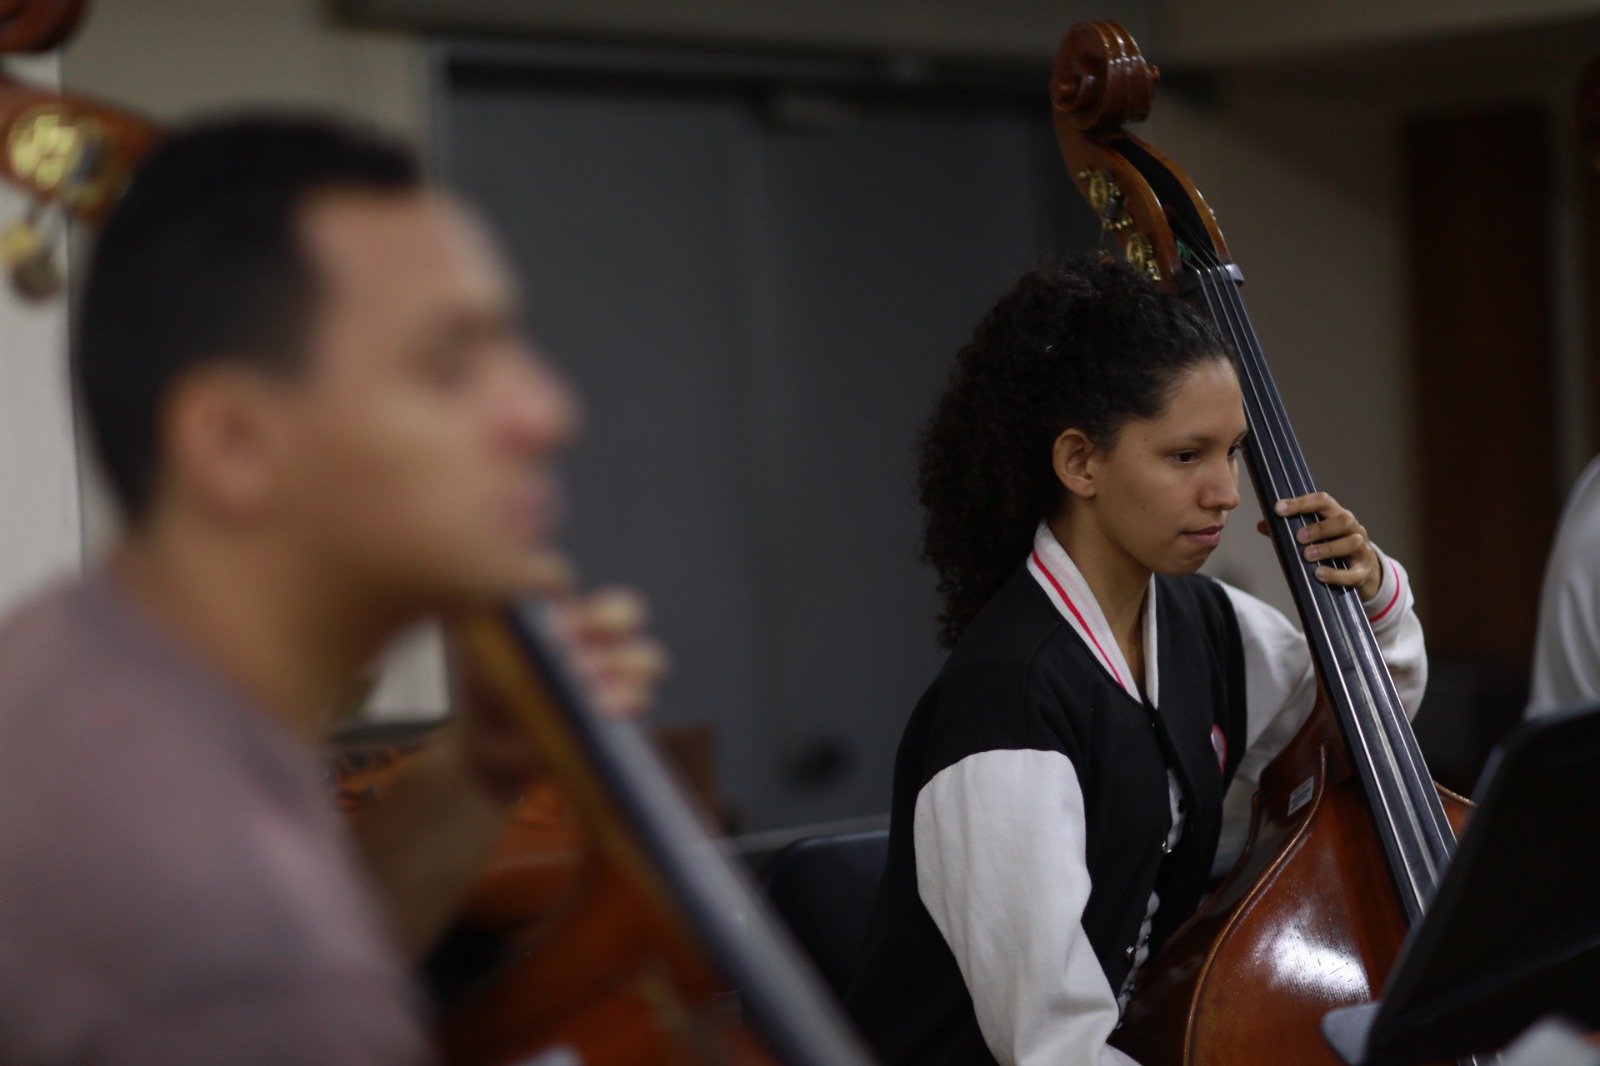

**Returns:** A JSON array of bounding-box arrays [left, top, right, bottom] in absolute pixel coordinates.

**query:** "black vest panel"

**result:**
[[847, 566, 1249, 1066]]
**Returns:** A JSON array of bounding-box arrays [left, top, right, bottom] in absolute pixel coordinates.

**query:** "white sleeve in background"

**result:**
[[914, 749, 1139, 1066], [1220, 551, 1427, 790], [1529, 456, 1600, 716]]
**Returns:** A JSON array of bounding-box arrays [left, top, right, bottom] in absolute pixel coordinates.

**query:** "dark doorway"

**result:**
[[434, 42, 1096, 830]]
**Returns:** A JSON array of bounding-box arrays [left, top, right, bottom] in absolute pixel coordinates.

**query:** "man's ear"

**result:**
[[1051, 428, 1100, 500], [162, 364, 289, 522]]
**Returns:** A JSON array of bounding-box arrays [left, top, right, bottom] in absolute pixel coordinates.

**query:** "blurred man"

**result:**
[[0, 116, 660, 1064]]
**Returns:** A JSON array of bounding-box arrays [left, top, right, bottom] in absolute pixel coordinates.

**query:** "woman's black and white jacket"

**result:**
[[847, 523, 1426, 1066]]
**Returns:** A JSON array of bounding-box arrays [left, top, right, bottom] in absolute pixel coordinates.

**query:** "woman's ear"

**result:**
[[1051, 428, 1099, 499]]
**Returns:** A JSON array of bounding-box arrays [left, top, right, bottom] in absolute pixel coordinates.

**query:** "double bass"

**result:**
[[0, 5, 875, 1063], [1049, 20, 1482, 1066]]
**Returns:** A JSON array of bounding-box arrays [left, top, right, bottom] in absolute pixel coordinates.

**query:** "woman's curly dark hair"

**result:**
[[919, 256, 1231, 648]]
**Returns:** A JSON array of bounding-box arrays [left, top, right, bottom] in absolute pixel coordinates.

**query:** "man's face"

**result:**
[[275, 189, 577, 608]]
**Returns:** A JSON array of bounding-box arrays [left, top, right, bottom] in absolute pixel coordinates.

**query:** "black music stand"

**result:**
[[1322, 703, 1600, 1066]]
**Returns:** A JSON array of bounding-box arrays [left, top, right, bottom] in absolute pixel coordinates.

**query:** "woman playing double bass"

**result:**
[[847, 256, 1427, 1065]]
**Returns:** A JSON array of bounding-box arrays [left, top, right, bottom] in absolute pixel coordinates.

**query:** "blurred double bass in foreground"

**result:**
[[335, 609, 878, 1065], [1048, 20, 1481, 1066], [0, 5, 873, 1063], [421, 607, 873, 1065]]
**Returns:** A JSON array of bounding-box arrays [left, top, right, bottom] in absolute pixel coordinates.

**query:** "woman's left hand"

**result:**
[[1256, 492, 1383, 601]]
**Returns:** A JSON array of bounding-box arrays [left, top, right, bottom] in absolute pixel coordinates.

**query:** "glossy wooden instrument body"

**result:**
[[335, 739, 686, 1063], [428, 605, 875, 1066], [1114, 697, 1470, 1064], [329, 525, 879, 1062], [1050, 20, 1475, 1066]]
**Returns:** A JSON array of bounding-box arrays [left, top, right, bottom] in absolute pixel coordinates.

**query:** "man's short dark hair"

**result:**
[[75, 114, 423, 522]]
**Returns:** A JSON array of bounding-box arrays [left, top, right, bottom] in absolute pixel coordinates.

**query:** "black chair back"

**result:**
[[760, 829, 890, 1000]]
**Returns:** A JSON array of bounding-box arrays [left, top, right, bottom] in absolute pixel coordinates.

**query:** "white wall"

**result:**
[[0, 54, 83, 611], [62, 0, 425, 140]]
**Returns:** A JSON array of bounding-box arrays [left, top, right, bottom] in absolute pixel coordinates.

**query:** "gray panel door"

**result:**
[[440, 57, 1093, 830]]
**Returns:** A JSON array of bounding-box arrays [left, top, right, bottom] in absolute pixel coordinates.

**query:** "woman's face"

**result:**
[[1080, 358, 1247, 577]]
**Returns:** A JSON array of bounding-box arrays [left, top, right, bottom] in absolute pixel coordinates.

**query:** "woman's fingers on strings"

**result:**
[[1313, 562, 1368, 587], [1274, 493, 1365, 546], [1301, 531, 1367, 563], [1313, 554, 1376, 588], [1273, 492, 1384, 599], [1273, 490, 1336, 520]]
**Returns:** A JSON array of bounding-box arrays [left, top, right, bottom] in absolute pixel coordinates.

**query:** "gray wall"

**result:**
[[437, 47, 1096, 829]]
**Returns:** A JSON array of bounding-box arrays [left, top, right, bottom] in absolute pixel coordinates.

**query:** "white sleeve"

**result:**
[[914, 749, 1139, 1066], [1220, 552, 1427, 790], [1529, 458, 1600, 716], [1528, 559, 1600, 715]]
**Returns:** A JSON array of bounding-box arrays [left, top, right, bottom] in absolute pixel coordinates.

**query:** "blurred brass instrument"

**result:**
[[0, 0, 157, 297]]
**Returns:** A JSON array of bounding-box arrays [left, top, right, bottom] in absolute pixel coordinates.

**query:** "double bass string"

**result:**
[[1199, 257, 1450, 911], [1210, 224, 1454, 901], [1189, 271, 1494, 1064], [1161, 216, 1309, 500], [1176, 212, 1461, 887], [1187, 272, 1425, 891], [1184, 255, 1408, 854], [1176, 250, 1482, 1048], [1157, 213, 1450, 910], [1157, 226, 1393, 825], [1163, 215, 1305, 493], [1203, 269, 1441, 906]]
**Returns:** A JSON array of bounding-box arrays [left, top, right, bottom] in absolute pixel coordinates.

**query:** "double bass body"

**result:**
[[1113, 691, 1470, 1064]]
